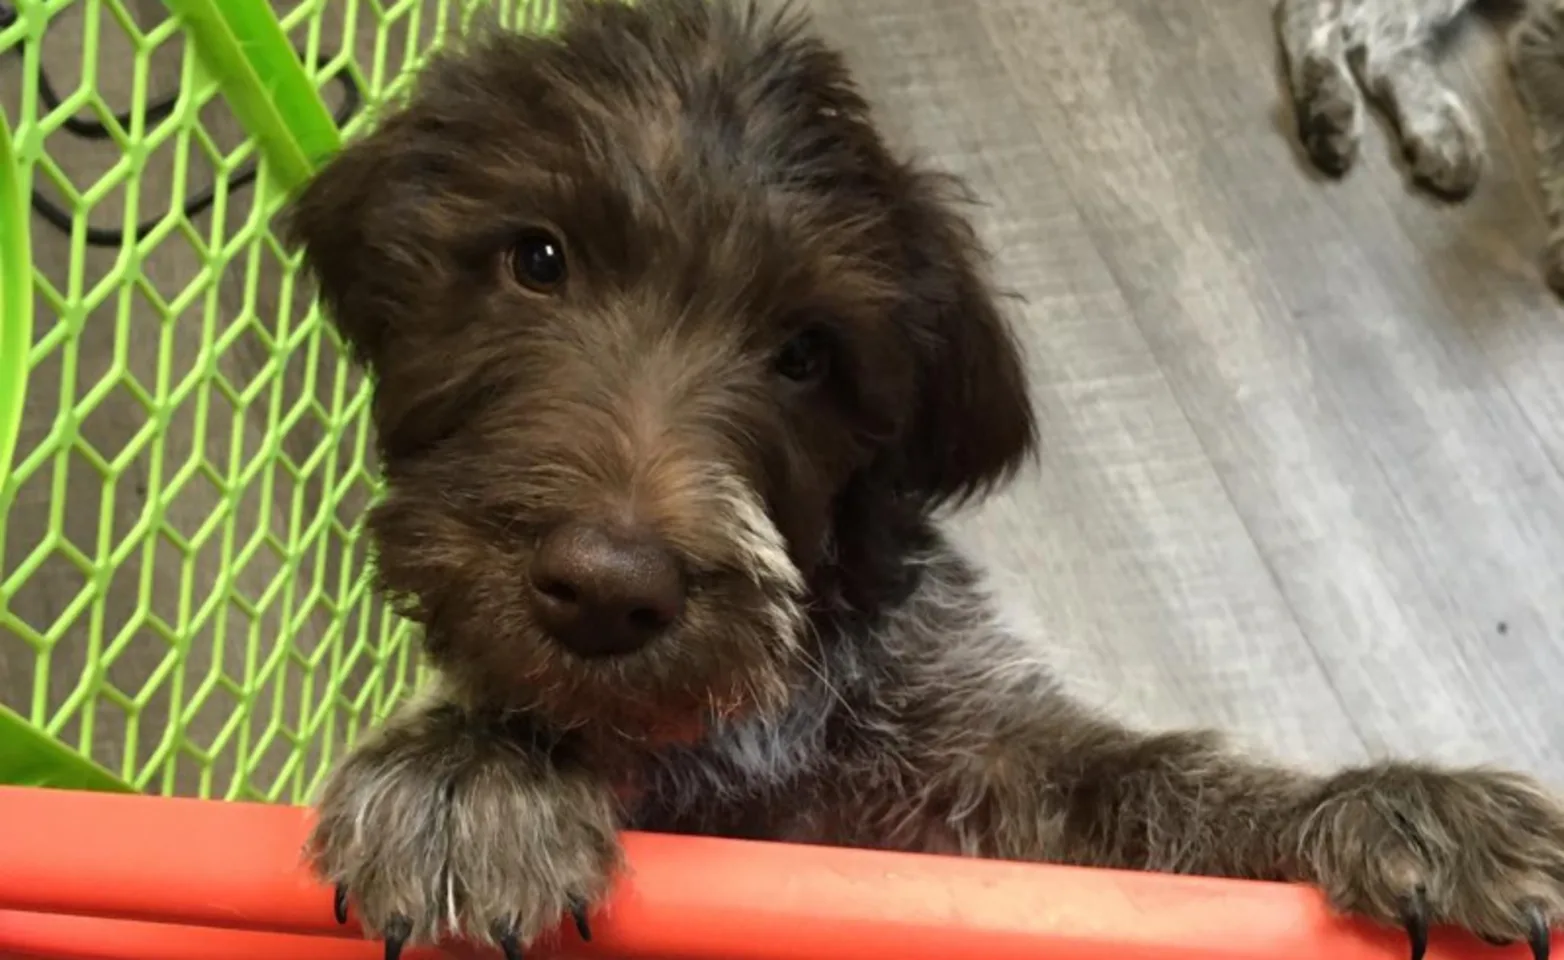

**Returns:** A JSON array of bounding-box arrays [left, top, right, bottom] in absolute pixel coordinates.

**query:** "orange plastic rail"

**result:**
[[0, 785, 1546, 960]]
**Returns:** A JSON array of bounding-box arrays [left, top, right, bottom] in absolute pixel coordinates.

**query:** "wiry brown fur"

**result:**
[[288, 1, 1564, 956]]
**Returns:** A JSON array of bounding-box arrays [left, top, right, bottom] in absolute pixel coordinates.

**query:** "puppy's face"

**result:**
[[287, 0, 1035, 738]]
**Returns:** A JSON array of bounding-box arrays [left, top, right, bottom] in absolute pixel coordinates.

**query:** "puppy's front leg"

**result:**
[[934, 696, 1564, 954], [307, 690, 620, 959]]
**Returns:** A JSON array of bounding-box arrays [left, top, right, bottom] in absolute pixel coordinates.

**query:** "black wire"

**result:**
[[0, 1, 362, 248]]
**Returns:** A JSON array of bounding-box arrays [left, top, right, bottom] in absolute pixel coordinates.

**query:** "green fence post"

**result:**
[[0, 89, 29, 499], [0, 703, 136, 792], [157, 0, 343, 193]]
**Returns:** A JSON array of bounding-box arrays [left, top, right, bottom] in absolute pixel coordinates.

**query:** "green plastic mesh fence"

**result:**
[[0, 0, 552, 803]]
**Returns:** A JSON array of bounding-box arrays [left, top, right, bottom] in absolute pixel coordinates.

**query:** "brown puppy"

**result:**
[[288, 2, 1564, 958]]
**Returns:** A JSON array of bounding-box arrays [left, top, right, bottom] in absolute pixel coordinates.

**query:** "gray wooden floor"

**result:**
[[803, 0, 1564, 781], [5, 0, 1564, 792]]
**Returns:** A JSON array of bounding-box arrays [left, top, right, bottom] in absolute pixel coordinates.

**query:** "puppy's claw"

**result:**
[[570, 897, 592, 942], [333, 885, 349, 925], [1402, 892, 1429, 960], [1527, 904, 1551, 960], [383, 915, 411, 960]]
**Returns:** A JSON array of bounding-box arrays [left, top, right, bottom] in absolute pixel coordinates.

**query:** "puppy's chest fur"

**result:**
[[626, 526, 1059, 853]]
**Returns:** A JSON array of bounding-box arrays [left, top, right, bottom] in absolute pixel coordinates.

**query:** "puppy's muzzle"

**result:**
[[527, 521, 687, 658]]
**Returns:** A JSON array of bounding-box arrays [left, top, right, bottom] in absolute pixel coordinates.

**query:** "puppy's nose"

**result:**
[[528, 522, 685, 657]]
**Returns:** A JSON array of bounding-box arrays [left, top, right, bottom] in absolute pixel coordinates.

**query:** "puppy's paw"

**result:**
[[307, 723, 620, 958], [1300, 764, 1564, 958], [1398, 97, 1484, 201], [1542, 237, 1564, 300], [1294, 55, 1363, 177]]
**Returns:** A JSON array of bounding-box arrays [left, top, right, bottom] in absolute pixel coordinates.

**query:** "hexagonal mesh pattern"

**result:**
[[0, 0, 548, 802]]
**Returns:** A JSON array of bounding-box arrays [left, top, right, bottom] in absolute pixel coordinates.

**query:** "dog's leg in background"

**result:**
[[1349, 0, 1485, 198], [1278, 0, 1366, 175], [306, 683, 619, 958], [1278, 0, 1484, 198], [1511, 0, 1564, 296]]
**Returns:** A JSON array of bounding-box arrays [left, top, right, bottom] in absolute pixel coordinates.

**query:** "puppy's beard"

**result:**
[[705, 468, 806, 633], [694, 467, 808, 723]]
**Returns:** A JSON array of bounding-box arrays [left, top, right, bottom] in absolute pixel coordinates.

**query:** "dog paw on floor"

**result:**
[[1277, 0, 1564, 297]]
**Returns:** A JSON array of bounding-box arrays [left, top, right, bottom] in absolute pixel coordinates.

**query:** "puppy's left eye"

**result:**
[[773, 327, 832, 384], [506, 229, 568, 293]]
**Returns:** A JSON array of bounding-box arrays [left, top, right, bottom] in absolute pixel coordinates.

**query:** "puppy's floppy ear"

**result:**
[[889, 168, 1038, 507], [281, 123, 408, 369]]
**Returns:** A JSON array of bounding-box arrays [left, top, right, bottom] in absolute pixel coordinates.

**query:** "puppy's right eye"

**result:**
[[506, 229, 568, 293], [773, 326, 832, 384]]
